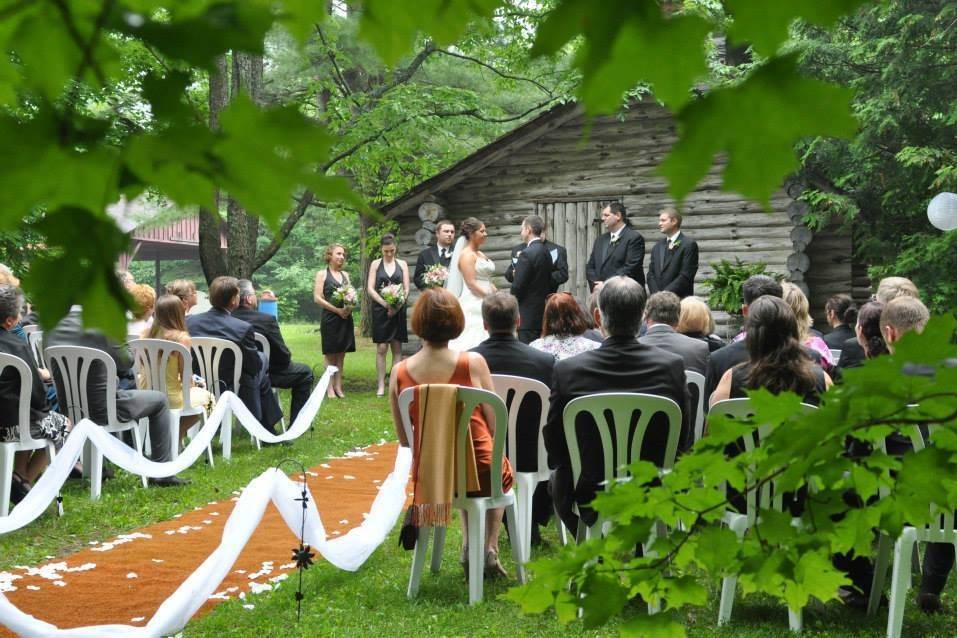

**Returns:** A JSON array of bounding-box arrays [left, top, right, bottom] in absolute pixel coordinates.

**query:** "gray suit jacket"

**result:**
[[638, 324, 710, 375]]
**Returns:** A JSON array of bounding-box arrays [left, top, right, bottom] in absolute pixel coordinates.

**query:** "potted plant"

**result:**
[[703, 258, 783, 335]]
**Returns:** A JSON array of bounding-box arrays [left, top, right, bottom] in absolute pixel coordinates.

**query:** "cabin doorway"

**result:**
[[535, 197, 622, 303]]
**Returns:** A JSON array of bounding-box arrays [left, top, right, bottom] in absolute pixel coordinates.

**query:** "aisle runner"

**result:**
[[0, 443, 407, 636]]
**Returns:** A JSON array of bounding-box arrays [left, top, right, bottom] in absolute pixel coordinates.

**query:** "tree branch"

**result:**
[[315, 25, 357, 104], [429, 97, 559, 123], [436, 48, 552, 95], [368, 41, 437, 101]]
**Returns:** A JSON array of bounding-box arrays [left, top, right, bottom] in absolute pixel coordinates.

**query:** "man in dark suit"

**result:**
[[544, 277, 689, 531], [704, 275, 784, 401], [647, 207, 698, 298], [187, 276, 283, 434], [471, 292, 556, 543], [508, 215, 555, 344], [505, 237, 569, 295], [639, 291, 710, 375], [585, 202, 645, 291], [234, 279, 314, 424], [412, 219, 456, 290], [45, 306, 185, 486]]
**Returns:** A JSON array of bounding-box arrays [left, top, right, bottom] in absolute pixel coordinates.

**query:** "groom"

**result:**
[[413, 219, 456, 290], [510, 215, 553, 344]]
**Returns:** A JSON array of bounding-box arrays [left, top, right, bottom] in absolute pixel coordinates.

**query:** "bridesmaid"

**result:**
[[314, 243, 355, 398], [366, 233, 410, 397]]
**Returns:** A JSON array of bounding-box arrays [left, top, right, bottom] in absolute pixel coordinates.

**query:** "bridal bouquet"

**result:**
[[331, 283, 358, 308], [422, 264, 448, 288], [379, 283, 406, 309]]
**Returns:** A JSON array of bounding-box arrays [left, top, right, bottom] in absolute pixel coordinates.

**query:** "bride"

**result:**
[[446, 217, 496, 351]]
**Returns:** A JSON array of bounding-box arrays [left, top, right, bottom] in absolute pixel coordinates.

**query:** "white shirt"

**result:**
[[667, 230, 682, 248], [609, 229, 622, 243], [526, 237, 541, 246], [438, 245, 452, 259]]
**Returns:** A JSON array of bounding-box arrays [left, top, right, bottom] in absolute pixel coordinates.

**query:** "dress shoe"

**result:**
[[148, 476, 191, 487], [9, 473, 31, 505], [918, 592, 943, 614]]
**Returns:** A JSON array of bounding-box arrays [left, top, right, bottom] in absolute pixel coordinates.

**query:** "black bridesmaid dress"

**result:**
[[371, 260, 408, 344], [320, 268, 356, 355]]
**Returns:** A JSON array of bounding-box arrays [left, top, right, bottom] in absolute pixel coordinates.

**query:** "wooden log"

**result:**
[[787, 252, 811, 273]]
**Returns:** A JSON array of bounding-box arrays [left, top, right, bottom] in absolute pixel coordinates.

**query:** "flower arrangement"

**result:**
[[379, 283, 406, 309], [331, 283, 358, 308], [422, 264, 448, 288]]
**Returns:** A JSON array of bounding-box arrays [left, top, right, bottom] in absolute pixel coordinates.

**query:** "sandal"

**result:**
[[484, 549, 508, 579], [10, 472, 31, 505]]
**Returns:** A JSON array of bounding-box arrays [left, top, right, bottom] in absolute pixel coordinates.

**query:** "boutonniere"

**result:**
[[669, 239, 682, 251], [609, 235, 620, 245]]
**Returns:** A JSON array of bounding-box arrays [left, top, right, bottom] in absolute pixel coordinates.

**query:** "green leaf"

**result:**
[[579, 572, 627, 629], [659, 54, 858, 208], [785, 550, 849, 609], [727, 0, 869, 57]]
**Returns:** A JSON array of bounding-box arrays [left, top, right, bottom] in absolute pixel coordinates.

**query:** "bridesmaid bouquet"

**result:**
[[422, 264, 448, 288], [379, 283, 406, 309], [331, 283, 358, 308]]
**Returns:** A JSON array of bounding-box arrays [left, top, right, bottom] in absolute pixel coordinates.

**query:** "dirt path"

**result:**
[[0, 442, 404, 635]]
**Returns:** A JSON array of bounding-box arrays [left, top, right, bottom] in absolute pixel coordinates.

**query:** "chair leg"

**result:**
[[132, 424, 147, 488], [431, 526, 446, 574], [168, 410, 180, 462], [467, 504, 487, 605], [90, 447, 103, 501], [0, 446, 14, 517], [221, 407, 232, 460], [886, 533, 916, 638], [787, 607, 803, 632], [868, 533, 892, 616], [47, 443, 63, 516], [407, 526, 432, 599], [504, 503, 526, 583], [718, 575, 737, 625], [556, 508, 569, 546]]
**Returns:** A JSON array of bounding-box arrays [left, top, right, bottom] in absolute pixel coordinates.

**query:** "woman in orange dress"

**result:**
[[389, 287, 513, 577]]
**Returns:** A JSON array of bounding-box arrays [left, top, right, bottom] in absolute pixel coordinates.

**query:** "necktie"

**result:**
[[440, 249, 447, 259]]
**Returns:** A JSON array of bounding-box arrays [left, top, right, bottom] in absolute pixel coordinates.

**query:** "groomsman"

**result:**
[[505, 236, 568, 294], [647, 207, 698, 298], [413, 219, 455, 290], [585, 202, 645, 291], [510, 215, 554, 344]]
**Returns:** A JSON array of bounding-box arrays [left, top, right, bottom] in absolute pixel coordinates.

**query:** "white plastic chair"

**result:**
[[830, 349, 843, 362], [398, 385, 526, 605], [44, 345, 147, 499], [20, 324, 39, 335], [710, 398, 818, 632], [490, 374, 552, 561], [253, 332, 285, 433], [189, 337, 251, 459], [0, 353, 59, 516], [26, 330, 44, 369], [129, 339, 214, 467], [686, 370, 706, 443]]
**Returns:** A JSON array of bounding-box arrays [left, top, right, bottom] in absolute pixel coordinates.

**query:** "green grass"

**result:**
[[6, 324, 957, 636]]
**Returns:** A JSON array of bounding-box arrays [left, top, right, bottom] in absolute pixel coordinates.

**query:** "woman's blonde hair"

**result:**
[[781, 282, 813, 343], [324, 243, 347, 264], [676, 297, 714, 335], [147, 294, 190, 344]]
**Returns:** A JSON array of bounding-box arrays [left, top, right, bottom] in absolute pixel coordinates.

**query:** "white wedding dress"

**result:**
[[448, 257, 493, 351]]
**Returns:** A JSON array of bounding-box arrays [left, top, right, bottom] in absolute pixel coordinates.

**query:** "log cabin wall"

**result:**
[[389, 100, 853, 340]]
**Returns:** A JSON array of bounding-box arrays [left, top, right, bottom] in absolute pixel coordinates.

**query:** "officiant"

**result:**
[[585, 202, 645, 291], [412, 219, 455, 290]]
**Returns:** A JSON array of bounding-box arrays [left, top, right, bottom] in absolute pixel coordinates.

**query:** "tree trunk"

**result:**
[[199, 54, 229, 283], [358, 213, 373, 337]]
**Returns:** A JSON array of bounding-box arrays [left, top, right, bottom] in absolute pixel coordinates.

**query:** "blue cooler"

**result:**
[[259, 298, 278, 318]]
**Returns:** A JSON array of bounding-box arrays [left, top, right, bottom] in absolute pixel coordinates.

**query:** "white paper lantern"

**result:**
[[927, 192, 957, 231]]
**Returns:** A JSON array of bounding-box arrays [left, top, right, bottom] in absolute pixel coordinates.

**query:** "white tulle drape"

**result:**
[[443, 235, 467, 298], [0, 365, 413, 637]]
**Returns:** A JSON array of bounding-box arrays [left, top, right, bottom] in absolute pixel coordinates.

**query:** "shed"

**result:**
[[382, 99, 861, 336]]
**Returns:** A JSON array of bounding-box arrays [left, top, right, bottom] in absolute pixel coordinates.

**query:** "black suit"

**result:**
[[823, 324, 855, 350], [232, 306, 314, 424], [413, 244, 454, 290], [837, 337, 866, 369], [647, 233, 698, 298], [187, 308, 282, 432], [505, 240, 569, 294], [0, 329, 51, 428], [544, 335, 689, 530], [509, 239, 554, 344], [585, 226, 645, 290], [45, 308, 174, 463]]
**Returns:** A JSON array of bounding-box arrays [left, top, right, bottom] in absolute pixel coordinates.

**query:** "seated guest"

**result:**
[[471, 292, 555, 545], [782, 283, 835, 371], [0, 285, 70, 505], [529, 292, 600, 361], [677, 296, 724, 353], [46, 305, 185, 486], [127, 283, 155, 337], [187, 276, 283, 434], [166, 279, 199, 314], [117, 270, 136, 290], [544, 277, 689, 531], [855, 301, 888, 359], [706, 275, 784, 400], [710, 296, 832, 408], [389, 287, 513, 577], [639, 291, 710, 375], [142, 295, 215, 440], [581, 291, 603, 343], [823, 294, 858, 349], [876, 276, 919, 304], [233, 279, 314, 424]]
